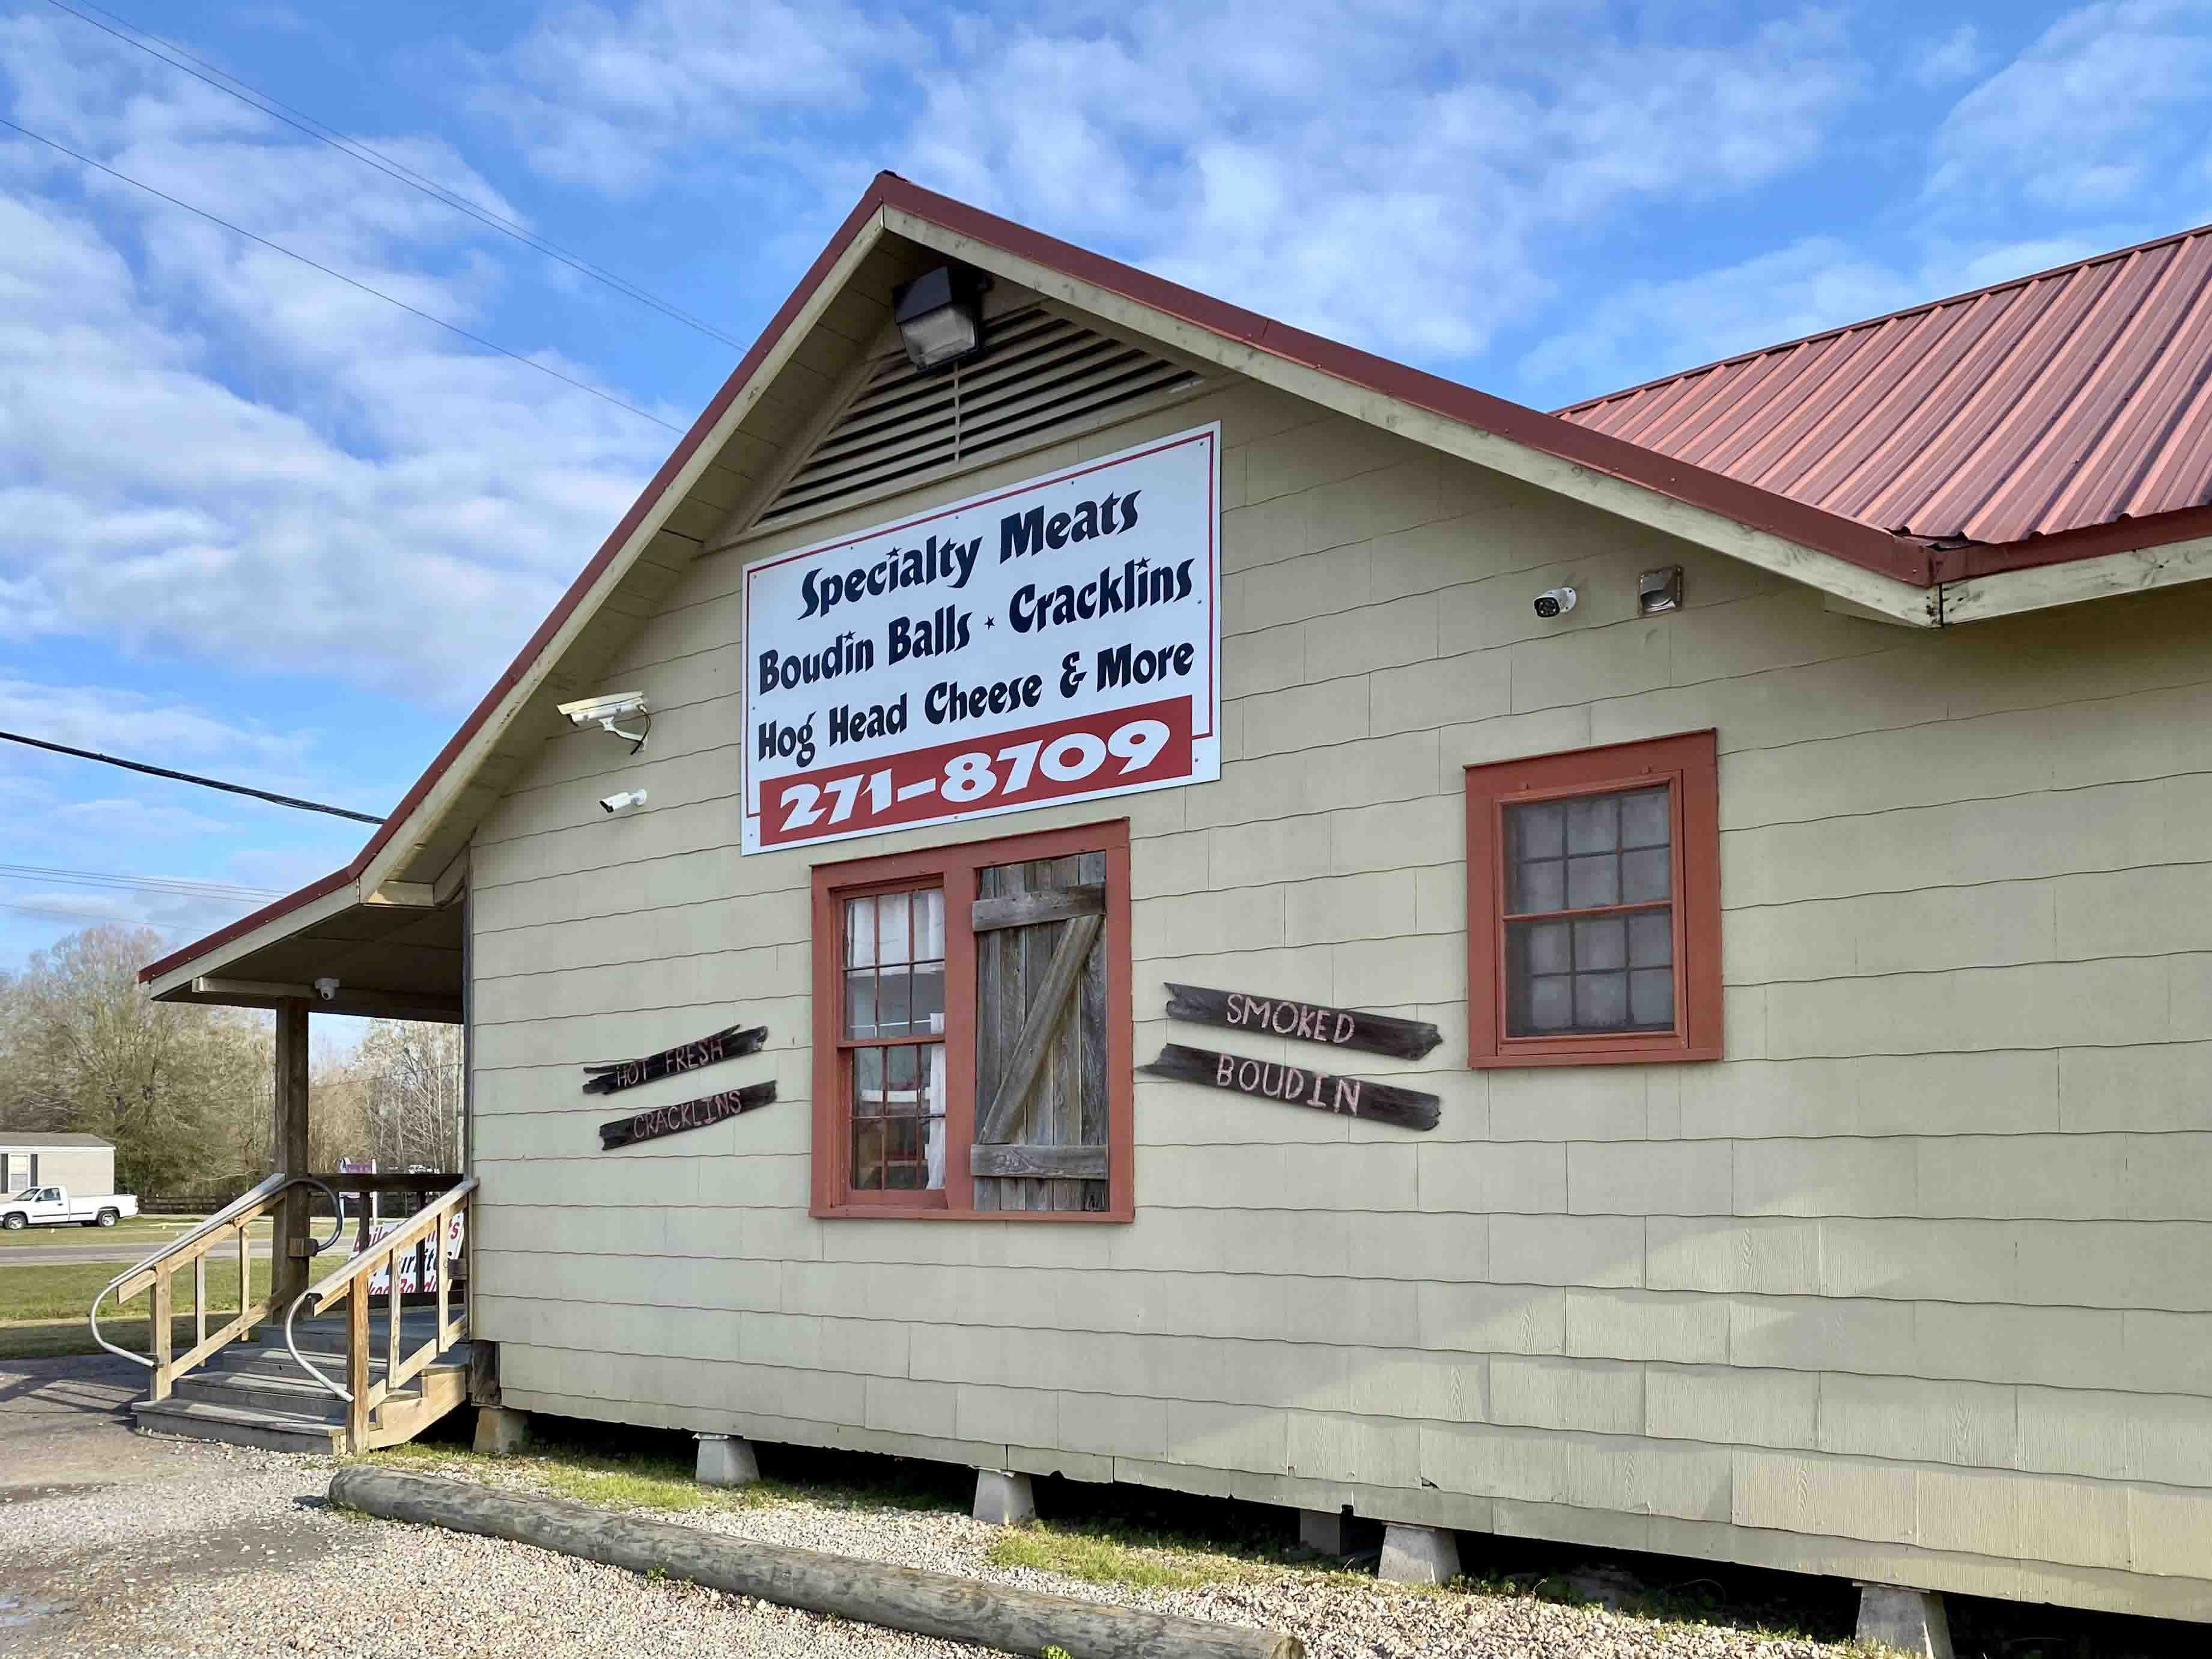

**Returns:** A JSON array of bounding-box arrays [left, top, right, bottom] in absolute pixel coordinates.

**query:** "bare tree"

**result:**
[[350, 1019, 465, 1172], [0, 925, 272, 1193]]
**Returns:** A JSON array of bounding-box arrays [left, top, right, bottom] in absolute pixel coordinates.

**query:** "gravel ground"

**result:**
[[3, 1421, 1877, 1659]]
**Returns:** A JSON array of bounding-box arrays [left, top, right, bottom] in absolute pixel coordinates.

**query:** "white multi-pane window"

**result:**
[[840, 887, 947, 1191]]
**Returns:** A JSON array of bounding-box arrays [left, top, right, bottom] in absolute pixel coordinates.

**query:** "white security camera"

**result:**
[[600, 789, 648, 815], [558, 691, 651, 752], [1533, 585, 1578, 619], [314, 976, 341, 1002]]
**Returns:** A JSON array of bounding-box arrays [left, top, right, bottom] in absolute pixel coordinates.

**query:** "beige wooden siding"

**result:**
[[467, 373, 2212, 1622]]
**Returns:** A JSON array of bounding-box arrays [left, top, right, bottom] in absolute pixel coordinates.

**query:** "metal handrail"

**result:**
[[89, 1173, 346, 1368], [284, 1175, 476, 1405]]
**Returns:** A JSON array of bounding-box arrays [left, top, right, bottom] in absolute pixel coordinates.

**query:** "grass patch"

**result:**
[[0, 1256, 273, 1359], [0, 1257, 269, 1323], [987, 1513, 1352, 1593], [0, 1217, 269, 1250], [363, 1419, 974, 1523], [988, 1524, 1223, 1589]]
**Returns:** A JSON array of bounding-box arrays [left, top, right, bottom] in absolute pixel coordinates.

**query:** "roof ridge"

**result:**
[[1555, 221, 2212, 416]]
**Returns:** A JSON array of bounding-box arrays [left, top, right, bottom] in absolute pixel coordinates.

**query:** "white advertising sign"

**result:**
[[742, 424, 1220, 853], [365, 1214, 464, 1296]]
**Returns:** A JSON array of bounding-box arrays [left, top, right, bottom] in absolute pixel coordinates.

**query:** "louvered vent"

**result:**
[[754, 308, 1203, 531]]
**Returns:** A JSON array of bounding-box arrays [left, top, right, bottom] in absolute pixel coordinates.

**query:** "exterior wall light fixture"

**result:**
[[1639, 566, 1685, 615], [893, 266, 987, 374]]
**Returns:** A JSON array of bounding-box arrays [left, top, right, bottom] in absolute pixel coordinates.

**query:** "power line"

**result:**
[[1, 896, 157, 924], [42, 0, 747, 350], [0, 863, 282, 903], [0, 115, 682, 432], [0, 729, 384, 823]]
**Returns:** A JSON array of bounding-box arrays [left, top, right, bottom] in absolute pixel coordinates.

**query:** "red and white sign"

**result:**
[[742, 425, 1220, 853], [366, 1214, 464, 1296]]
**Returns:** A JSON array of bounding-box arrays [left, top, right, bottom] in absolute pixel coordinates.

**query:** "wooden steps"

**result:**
[[133, 1317, 471, 1454]]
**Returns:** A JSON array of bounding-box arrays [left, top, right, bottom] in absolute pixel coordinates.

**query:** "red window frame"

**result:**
[[809, 820, 1134, 1220], [1465, 730, 1722, 1068]]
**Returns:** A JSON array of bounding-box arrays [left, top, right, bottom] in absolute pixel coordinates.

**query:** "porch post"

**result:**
[[272, 998, 312, 1310]]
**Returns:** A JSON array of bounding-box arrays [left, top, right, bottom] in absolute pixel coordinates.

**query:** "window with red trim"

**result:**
[[809, 821, 1133, 1219], [1465, 731, 1722, 1067]]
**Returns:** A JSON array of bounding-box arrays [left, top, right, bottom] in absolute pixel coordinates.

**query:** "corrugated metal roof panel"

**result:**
[[1558, 226, 2212, 546]]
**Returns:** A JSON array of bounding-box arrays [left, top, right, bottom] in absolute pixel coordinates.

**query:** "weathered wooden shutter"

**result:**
[[971, 852, 1110, 1211]]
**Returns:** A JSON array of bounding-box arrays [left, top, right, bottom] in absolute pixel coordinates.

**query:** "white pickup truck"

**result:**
[[1, 1184, 139, 1229]]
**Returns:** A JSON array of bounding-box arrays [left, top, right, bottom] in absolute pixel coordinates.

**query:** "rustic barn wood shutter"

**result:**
[[971, 851, 1110, 1211]]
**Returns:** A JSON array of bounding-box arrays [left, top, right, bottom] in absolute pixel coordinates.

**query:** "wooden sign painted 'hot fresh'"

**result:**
[[582, 1023, 767, 1096], [1141, 1043, 1439, 1131]]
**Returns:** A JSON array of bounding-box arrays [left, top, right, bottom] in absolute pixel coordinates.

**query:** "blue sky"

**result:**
[[3, 0, 2210, 980]]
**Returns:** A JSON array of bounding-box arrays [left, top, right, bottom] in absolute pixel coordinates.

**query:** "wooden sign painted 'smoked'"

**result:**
[[1162, 983, 1442, 1061]]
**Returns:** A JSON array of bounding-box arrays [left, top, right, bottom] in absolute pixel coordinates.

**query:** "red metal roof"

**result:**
[[1557, 225, 2212, 553]]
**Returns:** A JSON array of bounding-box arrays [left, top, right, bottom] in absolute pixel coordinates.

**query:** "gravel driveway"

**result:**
[[2, 1392, 1866, 1659]]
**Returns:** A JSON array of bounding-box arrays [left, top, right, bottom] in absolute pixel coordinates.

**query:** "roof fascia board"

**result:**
[[883, 207, 1939, 629], [145, 877, 362, 1001], [353, 209, 893, 902], [1939, 528, 2212, 624]]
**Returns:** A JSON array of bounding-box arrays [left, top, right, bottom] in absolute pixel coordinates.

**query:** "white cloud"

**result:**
[[0, 678, 309, 764], [488, 1, 1866, 364], [476, 0, 925, 193], [1909, 24, 1985, 87], [1928, 1, 2212, 218], [50, 797, 230, 839], [0, 12, 675, 707]]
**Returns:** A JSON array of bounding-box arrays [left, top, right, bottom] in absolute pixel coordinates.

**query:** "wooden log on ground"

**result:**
[[328, 1467, 1301, 1659]]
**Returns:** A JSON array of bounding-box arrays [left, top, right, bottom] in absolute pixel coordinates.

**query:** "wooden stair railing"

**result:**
[[284, 1175, 477, 1454], [90, 1172, 346, 1400]]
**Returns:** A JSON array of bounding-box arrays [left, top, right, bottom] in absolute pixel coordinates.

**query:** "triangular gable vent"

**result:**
[[753, 306, 1203, 532]]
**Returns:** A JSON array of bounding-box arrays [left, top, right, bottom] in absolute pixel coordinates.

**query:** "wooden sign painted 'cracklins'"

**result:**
[[1162, 983, 1442, 1061], [599, 1081, 777, 1150], [1141, 1043, 1440, 1131]]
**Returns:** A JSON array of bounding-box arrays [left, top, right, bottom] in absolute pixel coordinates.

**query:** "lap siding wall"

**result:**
[[468, 375, 2212, 1621]]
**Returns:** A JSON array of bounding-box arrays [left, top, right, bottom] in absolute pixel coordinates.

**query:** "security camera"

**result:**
[[314, 976, 341, 1002], [558, 692, 651, 752], [1533, 585, 1578, 619], [600, 789, 648, 815]]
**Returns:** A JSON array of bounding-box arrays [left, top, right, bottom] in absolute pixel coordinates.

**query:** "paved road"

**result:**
[[0, 1239, 274, 1268]]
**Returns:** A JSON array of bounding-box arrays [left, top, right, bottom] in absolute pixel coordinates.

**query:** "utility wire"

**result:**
[[0, 729, 384, 824], [42, 0, 747, 351], [0, 115, 682, 432], [1, 896, 168, 924], [0, 863, 282, 902]]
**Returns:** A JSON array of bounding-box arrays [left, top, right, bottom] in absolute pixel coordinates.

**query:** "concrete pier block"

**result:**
[[472, 1406, 531, 1456], [973, 1469, 1036, 1525], [694, 1433, 759, 1487], [1298, 1508, 1349, 1555], [1855, 1584, 1954, 1658], [1377, 1523, 1460, 1586]]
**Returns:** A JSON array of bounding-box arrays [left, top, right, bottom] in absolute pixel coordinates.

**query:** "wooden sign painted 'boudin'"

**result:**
[[1162, 983, 1442, 1061], [1141, 1043, 1439, 1131]]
